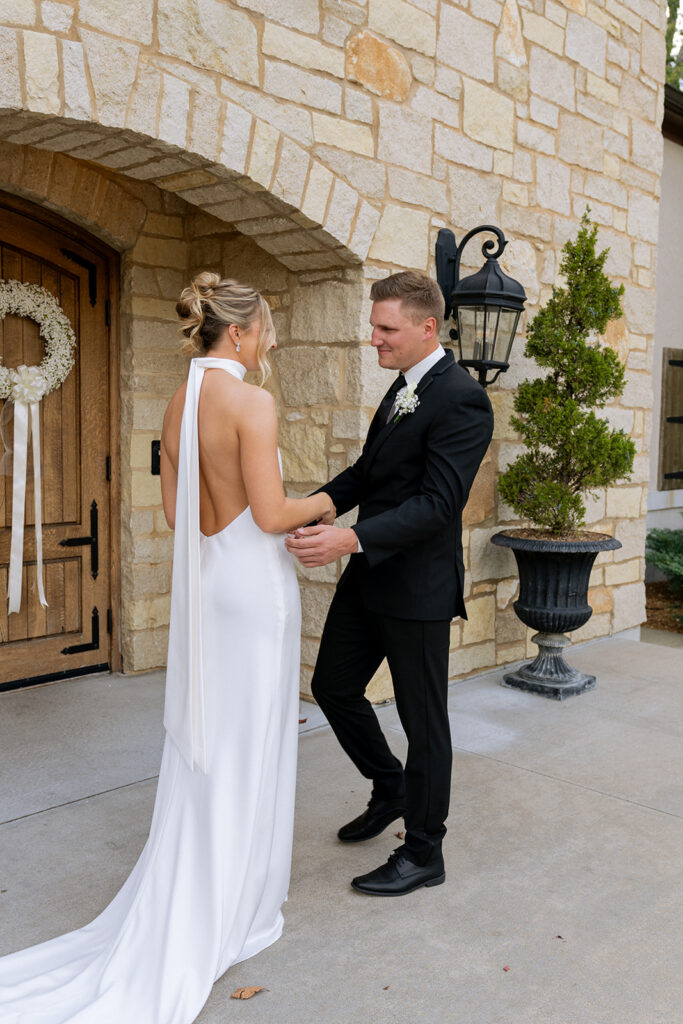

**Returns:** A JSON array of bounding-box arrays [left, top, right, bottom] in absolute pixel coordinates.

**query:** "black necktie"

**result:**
[[385, 373, 406, 424]]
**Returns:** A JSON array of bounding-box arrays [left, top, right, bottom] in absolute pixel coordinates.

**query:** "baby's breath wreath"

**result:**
[[0, 279, 77, 615], [0, 279, 77, 401]]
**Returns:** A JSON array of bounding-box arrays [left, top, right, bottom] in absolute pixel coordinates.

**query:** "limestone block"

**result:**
[[279, 421, 328, 484], [235, 0, 319, 33], [0, 30, 21, 109], [80, 30, 140, 128], [264, 60, 342, 115], [449, 641, 496, 678], [495, 605, 527, 643], [368, 204, 430, 269], [571, 610, 610, 642], [583, 172, 627, 208], [535, 154, 571, 214], [529, 46, 575, 110], [435, 125, 493, 172], [620, 73, 656, 122], [80, 0, 153, 44], [368, 0, 436, 56], [378, 102, 433, 172], [272, 137, 310, 209], [497, 60, 529, 102], [325, 178, 359, 245], [125, 595, 172, 632], [461, 594, 496, 644], [500, 238, 540, 304], [529, 95, 559, 128], [412, 55, 435, 86], [605, 487, 643, 519], [388, 167, 448, 214], [220, 79, 313, 149], [631, 120, 663, 175], [586, 71, 619, 105], [276, 346, 343, 406], [558, 113, 603, 171], [346, 31, 412, 102], [640, 19, 665, 82], [469, 526, 516, 582], [344, 87, 374, 124], [565, 12, 606, 75], [158, 0, 258, 85], [132, 470, 162, 507], [588, 585, 613, 614], [496, 0, 527, 68], [291, 279, 363, 343], [301, 161, 334, 225], [463, 458, 495, 526], [315, 145, 385, 200], [604, 558, 640, 586], [41, 1, 72, 30], [350, 201, 381, 262], [23, 31, 60, 115], [463, 79, 514, 152], [435, 65, 462, 100], [127, 65, 162, 137], [496, 577, 519, 609], [346, 343, 394, 408], [438, 5, 495, 81], [312, 112, 374, 156], [614, 517, 646, 562], [410, 84, 459, 129], [611, 581, 645, 632], [522, 10, 564, 54], [332, 407, 373, 439], [132, 235, 188, 270], [217, 102, 252, 176], [262, 23, 344, 78], [516, 120, 555, 154], [246, 119, 279, 190]]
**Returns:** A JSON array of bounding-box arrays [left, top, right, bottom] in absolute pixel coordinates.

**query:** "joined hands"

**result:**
[[285, 523, 359, 567]]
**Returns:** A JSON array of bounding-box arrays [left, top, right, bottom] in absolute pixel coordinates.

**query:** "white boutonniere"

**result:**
[[393, 382, 419, 423]]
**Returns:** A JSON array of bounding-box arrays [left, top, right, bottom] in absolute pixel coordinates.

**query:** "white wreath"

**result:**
[[0, 280, 77, 615], [0, 279, 77, 402]]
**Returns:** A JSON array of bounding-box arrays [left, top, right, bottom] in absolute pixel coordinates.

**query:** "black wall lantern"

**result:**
[[435, 225, 527, 388]]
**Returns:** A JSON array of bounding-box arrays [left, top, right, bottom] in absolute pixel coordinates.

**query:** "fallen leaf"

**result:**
[[555, 935, 565, 940], [395, 831, 405, 840], [502, 966, 510, 972], [383, 986, 390, 990], [298, 718, 308, 725], [230, 987, 266, 1000]]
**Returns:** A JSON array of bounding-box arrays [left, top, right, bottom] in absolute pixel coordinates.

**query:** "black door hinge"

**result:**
[[106, 455, 111, 481], [107, 608, 112, 635], [62, 607, 100, 654]]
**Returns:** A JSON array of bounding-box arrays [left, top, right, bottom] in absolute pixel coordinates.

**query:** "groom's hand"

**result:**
[[285, 525, 358, 567]]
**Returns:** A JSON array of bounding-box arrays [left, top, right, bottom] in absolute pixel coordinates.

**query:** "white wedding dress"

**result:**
[[0, 358, 301, 1023]]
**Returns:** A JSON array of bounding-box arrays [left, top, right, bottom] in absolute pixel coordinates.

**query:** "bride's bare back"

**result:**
[[161, 366, 333, 535]]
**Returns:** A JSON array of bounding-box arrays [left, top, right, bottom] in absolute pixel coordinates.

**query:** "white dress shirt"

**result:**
[[354, 344, 446, 553]]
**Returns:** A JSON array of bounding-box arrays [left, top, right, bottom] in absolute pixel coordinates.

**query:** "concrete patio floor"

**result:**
[[1, 632, 682, 1024]]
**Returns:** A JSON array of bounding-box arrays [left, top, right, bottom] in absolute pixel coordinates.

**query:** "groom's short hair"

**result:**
[[370, 272, 445, 334]]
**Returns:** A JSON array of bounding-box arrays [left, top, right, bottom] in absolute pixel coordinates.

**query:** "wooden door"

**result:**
[[0, 194, 120, 690]]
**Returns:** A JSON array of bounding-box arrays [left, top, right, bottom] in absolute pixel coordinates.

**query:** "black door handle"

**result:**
[[60, 500, 98, 579]]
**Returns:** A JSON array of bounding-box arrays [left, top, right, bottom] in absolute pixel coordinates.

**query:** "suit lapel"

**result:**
[[363, 351, 455, 475]]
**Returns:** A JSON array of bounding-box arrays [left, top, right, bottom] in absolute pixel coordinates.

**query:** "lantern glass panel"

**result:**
[[456, 305, 486, 361], [497, 308, 521, 362]]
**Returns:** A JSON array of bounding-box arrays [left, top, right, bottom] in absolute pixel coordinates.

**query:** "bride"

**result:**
[[0, 273, 335, 1023]]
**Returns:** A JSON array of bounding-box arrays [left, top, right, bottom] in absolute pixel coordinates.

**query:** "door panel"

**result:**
[[0, 196, 118, 689]]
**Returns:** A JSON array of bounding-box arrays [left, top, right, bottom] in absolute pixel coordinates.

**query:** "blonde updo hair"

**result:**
[[176, 271, 274, 383]]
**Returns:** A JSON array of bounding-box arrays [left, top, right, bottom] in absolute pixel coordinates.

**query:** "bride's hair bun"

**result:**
[[175, 273, 275, 382], [176, 271, 222, 353]]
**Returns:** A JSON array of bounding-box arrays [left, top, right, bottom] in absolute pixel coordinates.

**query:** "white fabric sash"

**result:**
[[5, 399, 47, 615], [163, 357, 246, 773]]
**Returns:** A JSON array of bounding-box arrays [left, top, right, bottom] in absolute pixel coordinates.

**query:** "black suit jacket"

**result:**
[[322, 350, 493, 621]]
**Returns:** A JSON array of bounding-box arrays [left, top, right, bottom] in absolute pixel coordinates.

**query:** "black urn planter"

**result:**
[[491, 531, 622, 699]]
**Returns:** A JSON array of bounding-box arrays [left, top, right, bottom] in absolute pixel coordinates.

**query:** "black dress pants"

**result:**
[[311, 575, 452, 865]]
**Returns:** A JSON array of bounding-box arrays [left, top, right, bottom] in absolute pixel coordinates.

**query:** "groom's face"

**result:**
[[370, 299, 436, 373]]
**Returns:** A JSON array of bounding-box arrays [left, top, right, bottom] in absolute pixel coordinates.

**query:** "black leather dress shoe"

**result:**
[[337, 796, 406, 843], [351, 850, 445, 896]]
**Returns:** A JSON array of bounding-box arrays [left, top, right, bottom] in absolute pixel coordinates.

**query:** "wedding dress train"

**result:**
[[0, 358, 301, 1023]]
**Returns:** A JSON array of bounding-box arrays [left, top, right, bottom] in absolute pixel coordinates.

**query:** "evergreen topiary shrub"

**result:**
[[498, 211, 636, 536]]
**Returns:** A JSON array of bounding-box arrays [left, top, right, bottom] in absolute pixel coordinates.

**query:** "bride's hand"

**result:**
[[319, 496, 336, 525]]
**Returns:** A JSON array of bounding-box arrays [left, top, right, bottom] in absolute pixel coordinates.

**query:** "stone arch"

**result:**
[[0, 99, 380, 271]]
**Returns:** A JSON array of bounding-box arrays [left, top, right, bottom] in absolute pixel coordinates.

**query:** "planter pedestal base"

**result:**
[[501, 632, 596, 700]]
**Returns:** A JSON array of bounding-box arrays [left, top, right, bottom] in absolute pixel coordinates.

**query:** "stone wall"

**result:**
[[0, 0, 667, 694]]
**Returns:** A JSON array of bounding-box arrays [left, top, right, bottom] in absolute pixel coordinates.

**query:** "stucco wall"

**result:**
[[0, 0, 667, 691]]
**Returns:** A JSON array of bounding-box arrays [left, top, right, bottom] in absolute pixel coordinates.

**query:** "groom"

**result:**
[[285, 271, 493, 896]]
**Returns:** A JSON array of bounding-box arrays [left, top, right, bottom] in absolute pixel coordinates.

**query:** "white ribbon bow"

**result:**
[[2, 365, 48, 614]]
